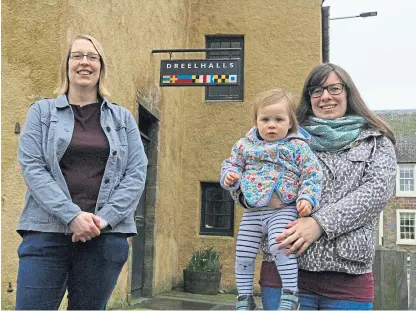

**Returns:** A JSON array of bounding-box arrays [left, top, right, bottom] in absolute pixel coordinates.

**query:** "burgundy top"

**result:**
[[59, 103, 109, 213], [259, 261, 374, 302]]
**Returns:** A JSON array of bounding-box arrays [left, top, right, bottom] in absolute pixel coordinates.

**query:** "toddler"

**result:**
[[220, 88, 322, 310]]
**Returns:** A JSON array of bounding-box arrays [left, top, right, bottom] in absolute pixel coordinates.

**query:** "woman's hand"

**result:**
[[275, 217, 324, 256], [69, 212, 101, 242]]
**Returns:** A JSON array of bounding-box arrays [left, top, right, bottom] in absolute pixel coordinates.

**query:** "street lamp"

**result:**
[[330, 11, 377, 20], [322, 9, 377, 62]]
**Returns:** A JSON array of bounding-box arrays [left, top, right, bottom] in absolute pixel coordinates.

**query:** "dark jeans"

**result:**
[[16, 231, 129, 310]]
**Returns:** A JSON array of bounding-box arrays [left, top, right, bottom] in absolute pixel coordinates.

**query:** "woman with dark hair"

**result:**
[[243, 63, 396, 310], [16, 34, 147, 310]]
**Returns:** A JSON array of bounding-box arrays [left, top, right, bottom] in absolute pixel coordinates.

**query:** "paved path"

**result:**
[[125, 291, 263, 310]]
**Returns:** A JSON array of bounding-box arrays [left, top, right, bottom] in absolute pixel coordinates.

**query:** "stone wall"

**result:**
[[2, 0, 323, 308], [1, 0, 189, 308], [177, 0, 322, 291]]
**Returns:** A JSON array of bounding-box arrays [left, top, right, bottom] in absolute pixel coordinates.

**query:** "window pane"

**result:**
[[215, 215, 231, 229], [206, 188, 223, 201], [215, 202, 230, 214], [220, 41, 231, 48], [399, 212, 416, 241], [400, 180, 405, 191], [220, 42, 231, 56], [403, 180, 410, 191], [205, 203, 214, 215], [205, 215, 214, 228], [210, 42, 220, 49], [201, 182, 234, 236], [399, 167, 415, 193]]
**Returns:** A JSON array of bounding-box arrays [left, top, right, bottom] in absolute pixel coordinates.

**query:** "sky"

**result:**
[[323, 0, 416, 111]]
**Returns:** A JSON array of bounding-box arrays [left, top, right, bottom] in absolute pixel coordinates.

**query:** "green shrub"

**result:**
[[186, 247, 221, 272]]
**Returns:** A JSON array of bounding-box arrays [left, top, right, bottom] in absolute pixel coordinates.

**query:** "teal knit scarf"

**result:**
[[302, 116, 367, 152]]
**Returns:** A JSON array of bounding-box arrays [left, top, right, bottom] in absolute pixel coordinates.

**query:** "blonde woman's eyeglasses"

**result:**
[[69, 52, 101, 62]]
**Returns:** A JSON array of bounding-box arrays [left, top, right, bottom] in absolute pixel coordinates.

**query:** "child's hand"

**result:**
[[297, 200, 312, 217], [224, 172, 240, 187]]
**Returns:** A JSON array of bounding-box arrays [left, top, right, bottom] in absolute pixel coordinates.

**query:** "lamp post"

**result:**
[[322, 10, 377, 62], [330, 11, 377, 20]]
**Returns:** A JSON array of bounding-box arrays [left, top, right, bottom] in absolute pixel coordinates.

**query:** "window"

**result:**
[[396, 164, 416, 197], [205, 35, 244, 101], [396, 210, 416, 245], [200, 182, 234, 236]]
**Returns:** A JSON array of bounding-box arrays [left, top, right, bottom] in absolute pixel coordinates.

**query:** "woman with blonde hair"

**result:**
[[16, 34, 147, 310]]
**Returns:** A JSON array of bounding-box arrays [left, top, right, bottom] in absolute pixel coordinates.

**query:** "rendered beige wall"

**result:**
[[1, 0, 188, 308], [177, 0, 322, 290], [2, 0, 323, 308]]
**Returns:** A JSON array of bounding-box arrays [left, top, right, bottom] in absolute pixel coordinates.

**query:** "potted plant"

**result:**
[[183, 247, 222, 295]]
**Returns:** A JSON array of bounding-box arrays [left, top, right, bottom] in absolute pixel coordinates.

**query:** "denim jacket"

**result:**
[[17, 95, 147, 235]]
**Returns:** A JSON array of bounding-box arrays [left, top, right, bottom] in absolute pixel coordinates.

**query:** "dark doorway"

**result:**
[[131, 104, 159, 300], [131, 132, 149, 299]]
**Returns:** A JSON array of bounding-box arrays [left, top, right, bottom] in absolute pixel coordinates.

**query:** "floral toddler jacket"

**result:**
[[220, 127, 322, 208], [236, 129, 397, 274]]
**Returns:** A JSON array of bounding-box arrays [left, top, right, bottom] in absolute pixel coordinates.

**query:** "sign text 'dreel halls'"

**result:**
[[160, 59, 241, 86]]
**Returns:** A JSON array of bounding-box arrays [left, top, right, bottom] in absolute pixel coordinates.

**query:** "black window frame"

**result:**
[[205, 35, 244, 102], [200, 182, 235, 236]]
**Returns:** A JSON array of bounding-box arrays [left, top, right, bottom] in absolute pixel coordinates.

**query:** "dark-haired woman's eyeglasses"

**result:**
[[308, 83, 345, 98]]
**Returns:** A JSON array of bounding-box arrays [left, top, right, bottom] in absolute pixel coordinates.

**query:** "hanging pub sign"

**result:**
[[160, 59, 241, 87]]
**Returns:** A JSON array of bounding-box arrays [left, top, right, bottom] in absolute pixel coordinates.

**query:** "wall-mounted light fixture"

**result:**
[[14, 122, 21, 134], [330, 11, 377, 20]]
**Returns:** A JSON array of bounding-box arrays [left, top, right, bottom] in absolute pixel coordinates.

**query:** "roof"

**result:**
[[375, 109, 416, 163]]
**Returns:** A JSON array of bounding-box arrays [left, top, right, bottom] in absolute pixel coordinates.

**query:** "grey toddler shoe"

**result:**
[[279, 288, 300, 310], [236, 294, 257, 310]]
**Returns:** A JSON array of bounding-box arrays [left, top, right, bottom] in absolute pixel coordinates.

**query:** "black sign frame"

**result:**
[[159, 58, 241, 87]]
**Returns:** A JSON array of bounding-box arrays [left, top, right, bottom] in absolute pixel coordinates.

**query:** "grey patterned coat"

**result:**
[[235, 128, 397, 274]]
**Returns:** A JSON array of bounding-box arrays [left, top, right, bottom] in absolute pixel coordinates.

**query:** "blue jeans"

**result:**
[[16, 231, 129, 310], [261, 286, 373, 310], [261, 286, 281, 310]]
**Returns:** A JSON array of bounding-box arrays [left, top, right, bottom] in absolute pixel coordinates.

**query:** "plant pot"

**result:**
[[183, 269, 221, 295]]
